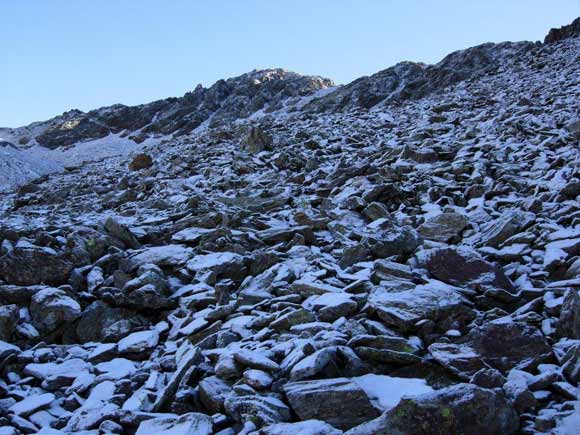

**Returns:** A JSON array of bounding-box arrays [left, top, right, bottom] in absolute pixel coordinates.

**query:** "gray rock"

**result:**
[[284, 378, 380, 430], [368, 281, 475, 332], [0, 304, 18, 341], [557, 289, 580, 339], [418, 212, 469, 243], [225, 394, 291, 426], [30, 287, 81, 334]]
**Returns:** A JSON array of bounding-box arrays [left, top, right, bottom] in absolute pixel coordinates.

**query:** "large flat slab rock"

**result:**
[[283, 377, 381, 430], [416, 246, 514, 292], [368, 280, 475, 332]]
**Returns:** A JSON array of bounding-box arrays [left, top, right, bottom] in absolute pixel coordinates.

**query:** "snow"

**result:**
[[118, 329, 159, 354], [135, 412, 212, 435], [0, 340, 20, 358], [0, 144, 62, 192], [186, 252, 242, 272], [9, 393, 55, 416], [24, 358, 90, 381], [555, 402, 580, 434], [353, 374, 434, 411], [95, 358, 137, 380]]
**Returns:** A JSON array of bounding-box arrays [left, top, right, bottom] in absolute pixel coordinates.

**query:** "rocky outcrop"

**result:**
[[545, 17, 580, 43], [305, 41, 534, 112]]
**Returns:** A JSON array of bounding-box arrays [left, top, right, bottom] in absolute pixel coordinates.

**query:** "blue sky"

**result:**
[[1, 1, 578, 127]]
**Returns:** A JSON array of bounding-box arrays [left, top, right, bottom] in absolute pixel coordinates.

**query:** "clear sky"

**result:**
[[1, 1, 578, 127]]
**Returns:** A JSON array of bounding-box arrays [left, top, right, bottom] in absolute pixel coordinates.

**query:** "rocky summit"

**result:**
[[0, 17, 580, 435]]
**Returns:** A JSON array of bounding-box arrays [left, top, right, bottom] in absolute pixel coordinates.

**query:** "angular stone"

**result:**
[[284, 378, 380, 430], [346, 384, 518, 435], [478, 210, 535, 248], [0, 245, 73, 286], [557, 289, 580, 339], [368, 281, 475, 332], [418, 212, 469, 243], [416, 246, 514, 292], [461, 320, 553, 373], [428, 343, 487, 380], [224, 394, 291, 426], [30, 287, 81, 334]]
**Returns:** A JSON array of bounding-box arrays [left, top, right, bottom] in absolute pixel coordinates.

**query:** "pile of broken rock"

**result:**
[[1, 17, 580, 435]]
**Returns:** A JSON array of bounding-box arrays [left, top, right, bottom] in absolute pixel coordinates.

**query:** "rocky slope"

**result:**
[[0, 18, 580, 435]]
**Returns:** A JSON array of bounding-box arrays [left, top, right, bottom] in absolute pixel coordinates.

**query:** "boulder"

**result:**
[[129, 153, 154, 171], [416, 246, 514, 292], [244, 126, 273, 153], [0, 304, 19, 340], [368, 281, 475, 332], [284, 378, 380, 430], [346, 383, 518, 435], [30, 287, 81, 334], [557, 289, 580, 339], [418, 212, 469, 243], [0, 245, 73, 286], [461, 320, 552, 372]]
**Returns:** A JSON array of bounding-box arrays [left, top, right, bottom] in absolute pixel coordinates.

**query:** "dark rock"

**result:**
[[346, 384, 519, 435], [0, 245, 73, 286], [129, 153, 154, 171], [0, 304, 18, 341], [30, 287, 81, 334], [244, 126, 273, 153], [544, 17, 580, 43], [417, 246, 514, 292], [461, 320, 553, 373], [557, 289, 580, 339]]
